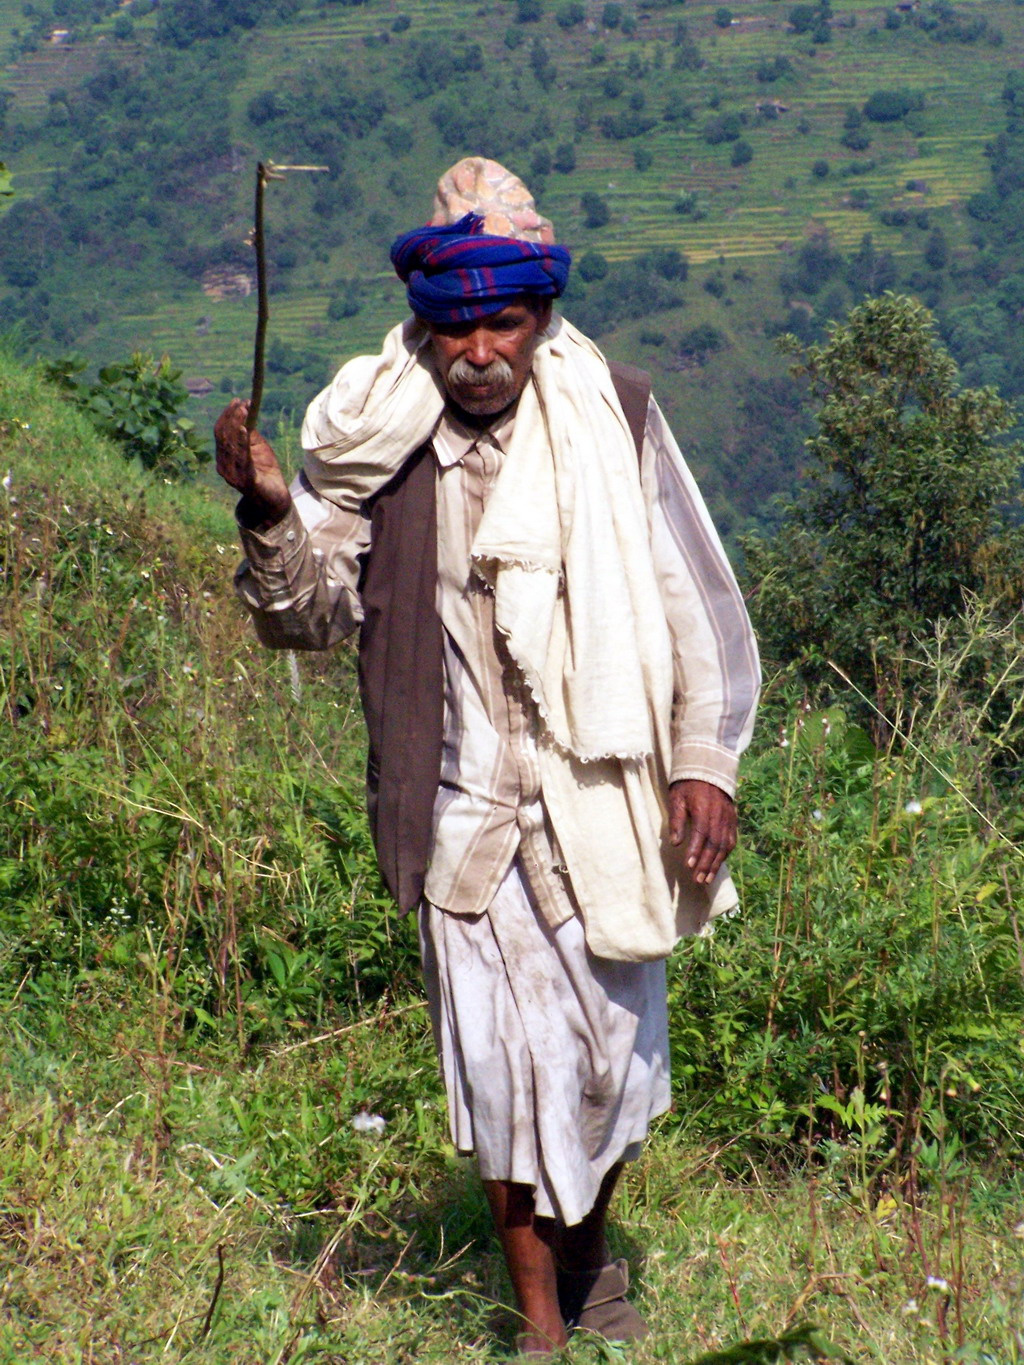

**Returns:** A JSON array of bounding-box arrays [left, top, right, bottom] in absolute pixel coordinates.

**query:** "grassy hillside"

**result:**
[[3, 338, 1024, 1359], [3, 0, 1024, 532]]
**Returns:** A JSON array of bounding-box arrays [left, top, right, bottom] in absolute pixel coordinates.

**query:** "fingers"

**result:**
[[669, 780, 737, 885], [214, 400, 257, 494]]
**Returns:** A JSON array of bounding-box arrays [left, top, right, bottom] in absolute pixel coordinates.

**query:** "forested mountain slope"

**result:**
[[2, 0, 1024, 531]]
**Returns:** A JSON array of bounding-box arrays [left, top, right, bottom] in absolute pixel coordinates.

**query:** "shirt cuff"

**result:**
[[670, 739, 739, 798], [236, 500, 306, 566]]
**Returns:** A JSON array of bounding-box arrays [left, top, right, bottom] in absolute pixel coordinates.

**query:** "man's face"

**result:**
[[426, 300, 552, 418]]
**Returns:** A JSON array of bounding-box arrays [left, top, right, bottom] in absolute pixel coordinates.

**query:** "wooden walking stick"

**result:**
[[246, 160, 328, 433]]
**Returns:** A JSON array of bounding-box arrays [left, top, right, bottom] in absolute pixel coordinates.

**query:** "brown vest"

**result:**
[[358, 362, 652, 912]]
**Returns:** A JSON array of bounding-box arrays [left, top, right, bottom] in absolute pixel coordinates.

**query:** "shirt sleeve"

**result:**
[[641, 398, 760, 797], [233, 469, 370, 651]]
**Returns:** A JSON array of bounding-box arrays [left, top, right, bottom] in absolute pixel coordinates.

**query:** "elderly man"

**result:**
[[216, 158, 759, 1357]]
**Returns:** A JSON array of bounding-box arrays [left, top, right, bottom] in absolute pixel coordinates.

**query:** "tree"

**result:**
[[530, 145, 552, 179], [578, 251, 608, 282], [924, 226, 949, 271], [863, 89, 924, 123], [742, 294, 1024, 701], [788, 4, 818, 34], [846, 233, 897, 297], [580, 191, 610, 229], [553, 142, 576, 173]]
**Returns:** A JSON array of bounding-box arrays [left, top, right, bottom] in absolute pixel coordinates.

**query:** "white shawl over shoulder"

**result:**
[[301, 316, 737, 960]]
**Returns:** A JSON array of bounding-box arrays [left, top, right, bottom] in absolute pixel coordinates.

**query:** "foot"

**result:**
[[557, 1259, 650, 1342], [514, 1327, 566, 1359]]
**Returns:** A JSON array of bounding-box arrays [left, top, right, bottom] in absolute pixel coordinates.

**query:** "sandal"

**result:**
[[556, 1258, 650, 1342]]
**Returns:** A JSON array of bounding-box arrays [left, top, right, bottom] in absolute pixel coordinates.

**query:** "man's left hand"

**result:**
[[668, 780, 736, 886]]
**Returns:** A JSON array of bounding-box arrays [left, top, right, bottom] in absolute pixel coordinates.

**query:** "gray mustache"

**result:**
[[447, 355, 516, 388]]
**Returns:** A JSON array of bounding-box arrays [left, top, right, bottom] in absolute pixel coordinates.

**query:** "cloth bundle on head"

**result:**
[[431, 156, 557, 242]]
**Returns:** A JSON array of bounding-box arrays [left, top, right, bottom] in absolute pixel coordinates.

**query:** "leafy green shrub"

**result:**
[[0, 351, 421, 1052], [638, 246, 688, 280], [678, 322, 727, 360], [669, 669, 1024, 1164], [327, 280, 362, 321], [840, 127, 871, 151], [731, 138, 753, 167], [600, 109, 657, 140], [674, 190, 708, 219], [42, 353, 208, 480], [704, 112, 742, 144], [757, 55, 794, 83], [788, 3, 819, 34], [555, 0, 585, 27]]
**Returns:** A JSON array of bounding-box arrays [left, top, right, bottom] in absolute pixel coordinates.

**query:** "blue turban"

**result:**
[[390, 213, 572, 325]]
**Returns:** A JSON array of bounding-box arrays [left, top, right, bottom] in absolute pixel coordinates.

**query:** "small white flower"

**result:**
[[1, 470, 11, 492], [904, 799, 922, 815], [351, 1111, 387, 1135], [926, 1276, 949, 1292], [812, 808, 823, 821], [140, 570, 150, 579], [901, 1299, 918, 1316]]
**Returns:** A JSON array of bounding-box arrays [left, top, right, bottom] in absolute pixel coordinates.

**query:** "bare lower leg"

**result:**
[[483, 1180, 568, 1355], [556, 1161, 623, 1272]]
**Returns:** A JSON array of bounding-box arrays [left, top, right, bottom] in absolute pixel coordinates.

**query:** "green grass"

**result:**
[[3, 299, 1024, 1361], [4, 1034, 1024, 1363]]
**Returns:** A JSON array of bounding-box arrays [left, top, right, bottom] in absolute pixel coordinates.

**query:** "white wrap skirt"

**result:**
[[419, 858, 671, 1226]]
